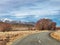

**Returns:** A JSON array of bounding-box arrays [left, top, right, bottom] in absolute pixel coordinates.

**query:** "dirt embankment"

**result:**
[[50, 30, 60, 41]]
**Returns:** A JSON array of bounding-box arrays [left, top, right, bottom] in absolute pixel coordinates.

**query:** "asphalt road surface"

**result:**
[[12, 32, 60, 45]]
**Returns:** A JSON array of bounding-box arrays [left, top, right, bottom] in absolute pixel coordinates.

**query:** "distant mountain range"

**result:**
[[0, 18, 36, 25]]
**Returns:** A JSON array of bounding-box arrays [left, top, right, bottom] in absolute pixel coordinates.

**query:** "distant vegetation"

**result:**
[[0, 18, 59, 32], [0, 22, 12, 32]]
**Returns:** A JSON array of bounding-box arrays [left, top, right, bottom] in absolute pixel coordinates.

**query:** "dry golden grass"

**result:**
[[50, 30, 60, 41], [0, 30, 39, 45]]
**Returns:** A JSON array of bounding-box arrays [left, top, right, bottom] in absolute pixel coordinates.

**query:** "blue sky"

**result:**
[[0, 0, 60, 26]]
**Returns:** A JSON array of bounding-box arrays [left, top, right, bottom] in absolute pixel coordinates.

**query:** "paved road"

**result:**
[[12, 32, 60, 45]]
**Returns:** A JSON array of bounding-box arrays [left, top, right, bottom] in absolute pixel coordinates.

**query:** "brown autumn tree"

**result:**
[[35, 19, 56, 30], [0, 22, 12, 32]]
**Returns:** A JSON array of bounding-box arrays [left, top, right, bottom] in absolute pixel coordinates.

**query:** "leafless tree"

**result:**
[[35, 19, 56, 30]]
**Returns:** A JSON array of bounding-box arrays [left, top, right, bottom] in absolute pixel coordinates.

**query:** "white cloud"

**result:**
[[10, 9, 59, 18], [0, 13, 9, 16]]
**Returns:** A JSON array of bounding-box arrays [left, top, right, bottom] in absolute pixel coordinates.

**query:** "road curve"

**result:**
[[12, 32, 60, 45]]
